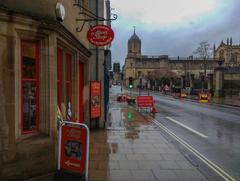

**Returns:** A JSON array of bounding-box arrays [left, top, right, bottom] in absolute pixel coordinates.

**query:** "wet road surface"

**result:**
[[127, 87, 240, 180]]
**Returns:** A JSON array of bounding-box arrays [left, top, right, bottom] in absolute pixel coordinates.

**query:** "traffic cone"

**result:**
[[151, 100, 158, 113]]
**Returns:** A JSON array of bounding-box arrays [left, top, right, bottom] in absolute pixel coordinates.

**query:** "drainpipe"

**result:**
[[95, 0, 99, 128]]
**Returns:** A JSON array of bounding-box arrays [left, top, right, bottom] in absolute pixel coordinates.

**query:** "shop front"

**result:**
[[0, 1, 91, 179]]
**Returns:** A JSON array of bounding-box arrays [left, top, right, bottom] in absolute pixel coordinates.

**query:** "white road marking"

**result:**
[[165, 116, 208, 138], [152, 119, 236, 181]]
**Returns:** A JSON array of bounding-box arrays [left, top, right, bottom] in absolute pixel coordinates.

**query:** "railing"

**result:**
[[169, 57, 215, 61], [141, 55, 165, 59], [224, 66, 240, 73]]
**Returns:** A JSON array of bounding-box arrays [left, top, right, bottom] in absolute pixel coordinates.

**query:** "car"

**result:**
[[199, 93, 209, 103], [180, 93, 187, 98]]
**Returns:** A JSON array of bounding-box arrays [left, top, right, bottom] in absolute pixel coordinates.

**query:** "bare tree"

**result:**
[[193, 41, 212, 59], [193, 41, 213, 77]]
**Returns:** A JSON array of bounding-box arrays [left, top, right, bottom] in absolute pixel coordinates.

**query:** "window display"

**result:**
[[21, 41, 39, 133]]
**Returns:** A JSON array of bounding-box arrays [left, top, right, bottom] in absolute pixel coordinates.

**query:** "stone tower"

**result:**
[[127, 27, 141, 57]]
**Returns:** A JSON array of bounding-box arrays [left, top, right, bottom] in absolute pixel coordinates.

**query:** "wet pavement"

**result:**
[[126, 87, 240, 180], [88, 91, 207, 180]]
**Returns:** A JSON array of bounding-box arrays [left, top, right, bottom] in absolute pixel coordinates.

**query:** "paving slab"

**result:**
[[88, 99, 208, 181]]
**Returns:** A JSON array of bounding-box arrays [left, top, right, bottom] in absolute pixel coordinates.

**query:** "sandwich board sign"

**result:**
[[57, 121, 89, 181]]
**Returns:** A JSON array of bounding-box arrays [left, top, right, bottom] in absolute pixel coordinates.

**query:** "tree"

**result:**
[[193, 41, 213, 77], [193, 41, 212, 59], [147, 68, 179, 88]]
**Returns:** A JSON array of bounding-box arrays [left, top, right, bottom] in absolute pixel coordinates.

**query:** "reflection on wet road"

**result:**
[[151, 93, 240, 180]]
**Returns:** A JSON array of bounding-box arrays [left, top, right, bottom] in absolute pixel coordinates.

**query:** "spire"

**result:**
[[227, 38, 229, 45], [230, 37, 232, 45], [133, 26, 136, 35], [213, 44, 216, 58]]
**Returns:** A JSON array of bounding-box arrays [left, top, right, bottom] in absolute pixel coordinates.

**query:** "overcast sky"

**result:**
[[110, 0, 240, 67]]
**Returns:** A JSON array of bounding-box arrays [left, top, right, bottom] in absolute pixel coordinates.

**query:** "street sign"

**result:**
[[136, 96, 153, 108], [87, 25, 114, 46], [57, 121, 89, 180]]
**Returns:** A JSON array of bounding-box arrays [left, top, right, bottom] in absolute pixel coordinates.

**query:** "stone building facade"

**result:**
[[0, 0, 110, 179], [123, 30, 217, 90], [213, 38, 240, 96]]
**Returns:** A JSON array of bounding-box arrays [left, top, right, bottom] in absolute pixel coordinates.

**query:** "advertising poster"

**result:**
[[90, 81, 101, 118], [60, 125, 87, 174]]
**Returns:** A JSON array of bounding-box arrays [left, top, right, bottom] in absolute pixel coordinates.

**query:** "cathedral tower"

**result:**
[[127, 27, 141, 57]]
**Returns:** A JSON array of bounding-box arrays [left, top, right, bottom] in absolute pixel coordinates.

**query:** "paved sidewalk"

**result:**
[[88, 100, 207, 180]]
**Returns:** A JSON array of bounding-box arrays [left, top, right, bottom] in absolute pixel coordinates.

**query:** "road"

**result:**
[[152, 94, 240, 180], [112, 85, 240, 180]]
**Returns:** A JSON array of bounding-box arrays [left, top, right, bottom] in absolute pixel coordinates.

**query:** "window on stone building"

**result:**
[[138, 71, 142, 77], [233, 53, 238, 62], [21, 41, 39, 133], [57, 48, 63, 110], [57, 50, 74, 121], [219, 49, 224, 59], [65, 53, 72, 120], [78, 63, 84, 123]]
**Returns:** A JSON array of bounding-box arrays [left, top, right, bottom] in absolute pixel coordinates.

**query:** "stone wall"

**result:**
[[0, 0, 89, 47], [0, 1, 92, 178]]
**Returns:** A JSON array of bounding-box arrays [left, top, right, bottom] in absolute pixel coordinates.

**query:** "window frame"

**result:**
[[20, 40, 39, 134]]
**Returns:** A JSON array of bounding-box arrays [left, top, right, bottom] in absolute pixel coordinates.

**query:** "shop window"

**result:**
[[79, 63, 83, 123], [57, 48, 63, 109], [66, 53, 72, 120], [21, 41, 39, 133]]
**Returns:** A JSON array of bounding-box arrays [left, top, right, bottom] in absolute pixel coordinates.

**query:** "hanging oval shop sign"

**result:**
[[87, 25, 114, 46]]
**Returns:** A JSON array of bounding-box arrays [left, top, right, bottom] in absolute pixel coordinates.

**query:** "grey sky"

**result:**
[[110, 0, 240, 67]]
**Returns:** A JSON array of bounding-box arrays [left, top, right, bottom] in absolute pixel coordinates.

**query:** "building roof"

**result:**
[[129, 27, 140, 41]]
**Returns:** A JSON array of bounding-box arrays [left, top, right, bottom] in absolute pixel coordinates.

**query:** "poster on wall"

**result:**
[[90, 81, 101, 118]]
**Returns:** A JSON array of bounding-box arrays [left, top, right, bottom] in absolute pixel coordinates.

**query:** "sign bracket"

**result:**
[[73, 1, 118, 32]]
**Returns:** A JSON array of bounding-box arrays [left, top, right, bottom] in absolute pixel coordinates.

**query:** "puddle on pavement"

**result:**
[[89, 106, 174, 181]]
